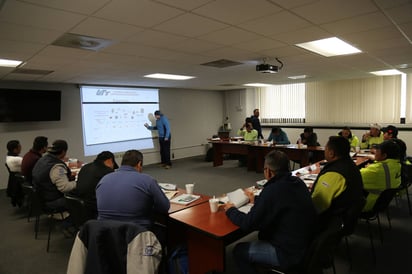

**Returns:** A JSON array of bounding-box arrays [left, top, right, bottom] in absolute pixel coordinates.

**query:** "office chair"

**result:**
[[67, 220, 162, 274], [4, 163, 24, 207], [255, 217, 344, 274], [359, 188, 399, 263], [29, 188, 67, 252], [64, 194, 88, 231], [396, 162, 412, 215], [14, 173, 34, 221]]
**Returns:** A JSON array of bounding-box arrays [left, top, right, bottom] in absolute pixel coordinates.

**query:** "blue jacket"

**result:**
[[267, 130, 290, 144], [96, 166, 170, 228], [147, 115, 171, 138], [226, 173, 316, 267]]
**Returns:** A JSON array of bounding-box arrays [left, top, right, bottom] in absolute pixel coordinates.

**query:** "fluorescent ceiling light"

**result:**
[[288, 75, 307, 80], [295, 37, 361, 57], [370, 69, 403, 76], [244, 83, 273, 87], [144, 73, 195, 80], [0, 58, 22, 67]]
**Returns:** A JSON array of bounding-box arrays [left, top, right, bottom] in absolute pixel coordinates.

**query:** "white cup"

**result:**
[[355, 146, 360, 153], [185, 184, 194, 194], [209, 198, 219, 213]]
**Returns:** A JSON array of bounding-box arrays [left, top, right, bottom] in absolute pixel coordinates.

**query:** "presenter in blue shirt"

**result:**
[[144, 110, 172, 169]]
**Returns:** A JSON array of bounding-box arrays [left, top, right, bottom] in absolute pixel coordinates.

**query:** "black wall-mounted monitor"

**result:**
[[0, 89, 61, 122]]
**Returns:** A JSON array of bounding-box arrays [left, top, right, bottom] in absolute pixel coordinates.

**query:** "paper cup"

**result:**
[[209, 198, 219, 213], [185, 184, 194, 194]]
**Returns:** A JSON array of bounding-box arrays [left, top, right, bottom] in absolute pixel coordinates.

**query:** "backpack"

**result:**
[[168, 246, 188, 274]]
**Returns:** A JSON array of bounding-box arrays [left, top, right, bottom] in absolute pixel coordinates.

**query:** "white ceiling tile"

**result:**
[[155, 0, 214, 11], [193, 0, 282, 25], [160, 38, 222, 54], [125, 30, 188, 47], [0, 22, 61, 44], [239, 10, 311, 36], [21, 0, 111, 14], [292, 0, 378, 24], [199, 27, 261, 45], [154, 13, 228, 37], [0, 0, 85, 31], [233, 38, 286, 52], [71, 17, 143, 41], [321, 12, 392, 35], [273, 26, 330, 44], [93, 0, 184, 28]]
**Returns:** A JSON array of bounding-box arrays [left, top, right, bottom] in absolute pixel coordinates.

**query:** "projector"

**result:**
[[256, 63, 279, 73]]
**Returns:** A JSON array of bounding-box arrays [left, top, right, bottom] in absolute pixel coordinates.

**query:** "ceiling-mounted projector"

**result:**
[[256, 58, 284, 73], [256, 64, 279, 73]]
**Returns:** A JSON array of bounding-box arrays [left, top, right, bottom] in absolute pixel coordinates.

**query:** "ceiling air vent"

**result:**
[[52, 33, 115, 51], [12, 68, 54, 75], [201, 59, 243, 68]]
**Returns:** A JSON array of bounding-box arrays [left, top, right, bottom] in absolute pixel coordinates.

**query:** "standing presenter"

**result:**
[[144, 110, 172, 169]]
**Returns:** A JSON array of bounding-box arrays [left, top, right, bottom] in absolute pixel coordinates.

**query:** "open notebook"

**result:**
[[219, 188, 253, 214]]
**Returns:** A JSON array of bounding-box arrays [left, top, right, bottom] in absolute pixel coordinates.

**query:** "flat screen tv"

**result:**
[[0, 89, 61, 122]]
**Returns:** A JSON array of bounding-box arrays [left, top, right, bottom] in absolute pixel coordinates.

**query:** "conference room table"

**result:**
[[168, 201, 246, 274], [210, 140, 325, 172], [166, 154, 372, 274]]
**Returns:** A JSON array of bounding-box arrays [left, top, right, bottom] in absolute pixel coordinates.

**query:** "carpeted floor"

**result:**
[[1, 156, 411, 274]]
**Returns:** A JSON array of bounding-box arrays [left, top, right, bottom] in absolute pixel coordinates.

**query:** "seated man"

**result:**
[[5, 140, 23, 207], [237, 122, 258, 167], [361, 123, 384, 149], [298, 127, 320, 146], [237, 122, 258, 142], [361, 140, 402, 212], [224, 150, 316, 272], [6, 140, 23, 172], [75, 151, 118, 220], [311, 136, 364, 229], [21, 136, 48, 184], [338, 126, 359, 149], [32, 140, 77, 211], [96, 150, 170, 231], [267, 127, 290, 144]]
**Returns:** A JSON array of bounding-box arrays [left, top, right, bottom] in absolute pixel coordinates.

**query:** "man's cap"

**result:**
[[373, 140, 400, 159], [154, 110, 161, 116], [369, 123, 381, 130], [382, 125, 398, 137], [48, 140, 68, 154], [96, 151, 119, 169]]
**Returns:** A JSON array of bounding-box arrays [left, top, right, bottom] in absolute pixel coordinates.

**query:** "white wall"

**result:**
[[0, 82, 224, 189]]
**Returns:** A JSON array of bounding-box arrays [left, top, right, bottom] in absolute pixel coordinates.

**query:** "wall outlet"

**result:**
[[172, 153, 175, 159]]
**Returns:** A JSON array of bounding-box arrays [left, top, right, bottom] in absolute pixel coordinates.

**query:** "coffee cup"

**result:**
[[185, 183, 194, 194], [209, 198, 219, 213]]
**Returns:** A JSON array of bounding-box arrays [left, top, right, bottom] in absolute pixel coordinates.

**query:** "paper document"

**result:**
[[162, 190, 179, 200], [158, 183, 177, 191], [226, 188, 250, 208], [170, 194, 200, 205]]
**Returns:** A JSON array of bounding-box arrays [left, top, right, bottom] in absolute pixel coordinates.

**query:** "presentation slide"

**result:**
[[80, 85, 159, 156]]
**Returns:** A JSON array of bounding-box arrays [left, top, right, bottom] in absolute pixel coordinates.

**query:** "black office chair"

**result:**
[[14, 173, 34, 221], [64, 194, 88, 231], [255, 217, 344, 274], [4, 163, 24, 207], [29, 188, 67, 252], [396, 162, 412, 215], [359, 188, 399, 263]]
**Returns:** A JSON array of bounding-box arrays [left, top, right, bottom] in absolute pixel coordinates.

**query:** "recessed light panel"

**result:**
[[296, 37, 361, 57], [244, 83, 273, 87], [370, 69, 403, 76], [0, 58, 22, 67], [144, 73, 195, 80]]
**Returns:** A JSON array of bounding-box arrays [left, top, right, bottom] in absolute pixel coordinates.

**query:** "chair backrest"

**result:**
[[373, 188, 399, 213], [341, 196, 366, 236], [303, 216, 344, 274], [64, 194, 88, 229], [401, 163, 412, 188], [67, 220, 162, 274]]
